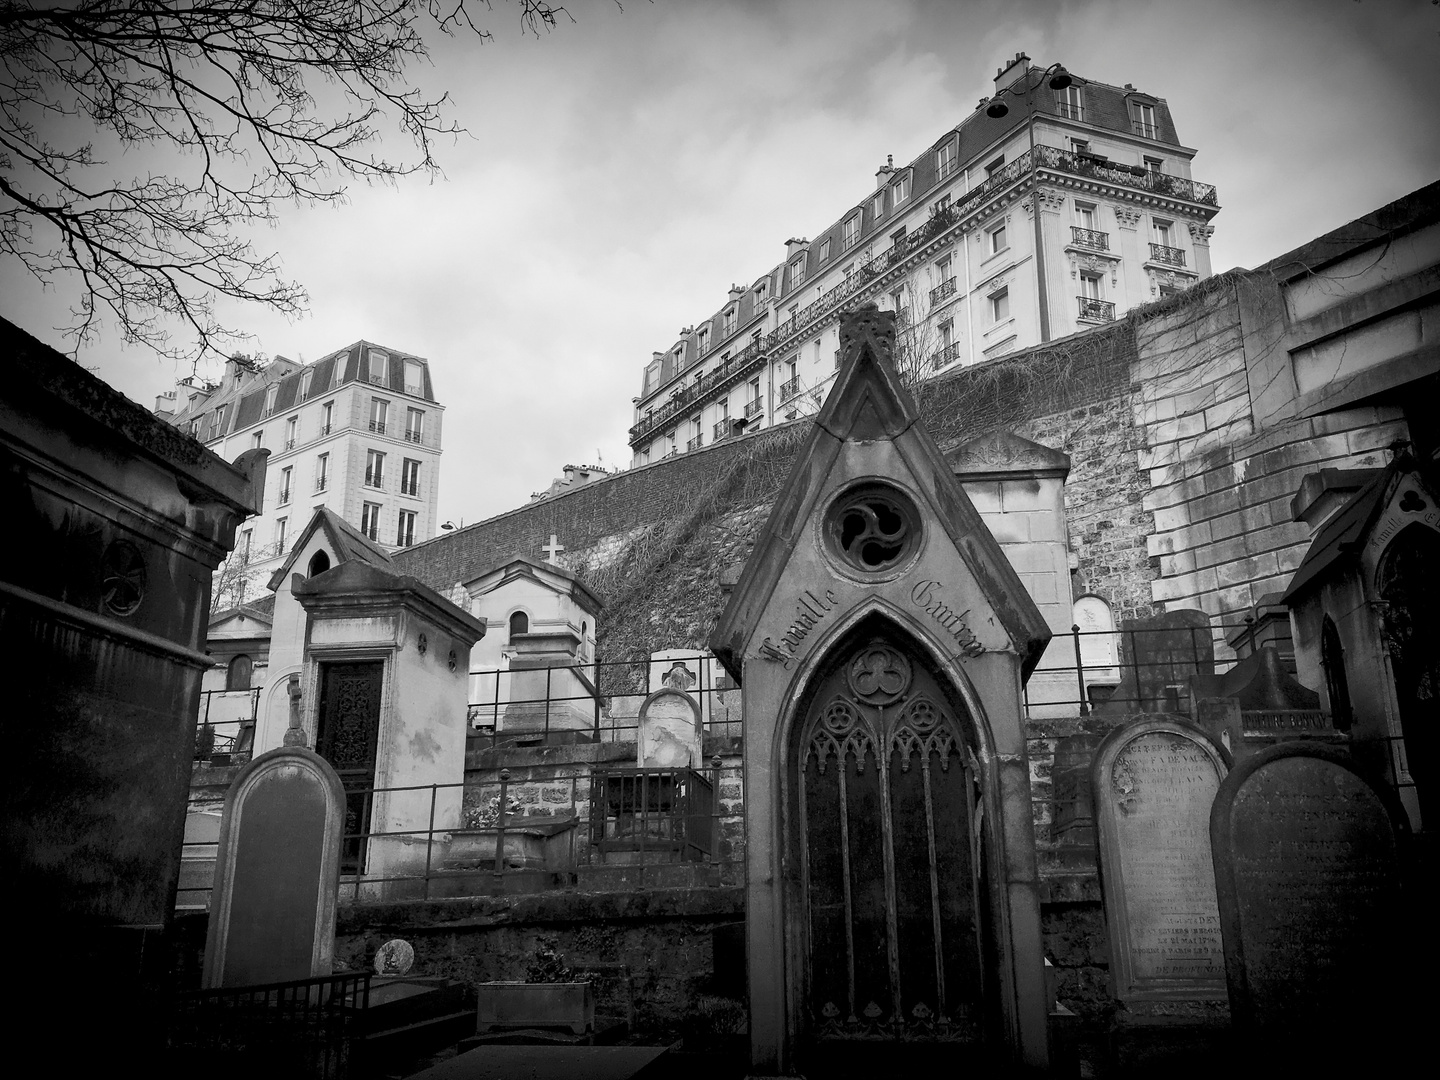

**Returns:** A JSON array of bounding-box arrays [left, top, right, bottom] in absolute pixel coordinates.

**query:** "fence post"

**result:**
[[1071, 624, 1089, 716], [492, 667, 502, 750], [423, 784, 437, 901], [493, 769, 510, 876], [544, 666, 552, 740]]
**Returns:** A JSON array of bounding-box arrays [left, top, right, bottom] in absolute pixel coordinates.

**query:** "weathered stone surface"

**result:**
[[1209, 744, 1407, 1037], [1093, 720, 1228, 1001]]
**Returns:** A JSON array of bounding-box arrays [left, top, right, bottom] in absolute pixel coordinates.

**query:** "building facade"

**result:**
[[161, 341, 443, 599], [628, 51, 1219, 466]]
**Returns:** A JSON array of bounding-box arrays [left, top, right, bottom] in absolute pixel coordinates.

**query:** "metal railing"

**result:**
[[167, 971, 370, 1080], [778, 377, 800, 401], [931, 342, 960, 369], [713, 420, 731, 441], [1149, 242, 1186, 267], [929, 277, 957, 306], [686, 434, 703, 452], [194, 687, 261, 763], [1056, 102, 1085, 121], [628, 337, 768, 444], [744, 398, 763, 418], [1070, 226, 1109, 250], [1077, 296, 1115, 322], [1132, 121, 1158, 139], [405, 430, 422, 443], [315, 479, 327, 492], [368, 420, 385, 434], [1036, 145, 1217, 205]]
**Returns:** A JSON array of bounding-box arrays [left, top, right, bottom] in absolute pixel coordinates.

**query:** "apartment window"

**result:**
[[1070, 138, 1090, 157], [641, 448, 650, 464], [396, 510, 416, 547], [871, 191, 885, 219], [300, 370, 314, 399], [1076, 202, 1096, 230], [892, 172, 911, 204], [989, 223, 1008, 255], [1056, 84, 1084, 120], [315, 453, 329, 492], [367, 348, 388, 385], [187, 419, 200, 438], [263, 384, 278, 416], [1080, 273, 1103, 300], [984, 155, 1005, 177], [1153, 218, 1174, 246], [321, 401, 333, 436], [366, 449, 385, 488], [755, 281, 768, 307], [933, 193, 952, 216], [403, 359, 423, 396], [936, 139, 957, 179], [843, 262, 856, 284], [275, 517, 288, 554], [331, 354, 345, 389], [940, 320, 954, 348], [251, 430, 263, 450], [842, 214, 860, 249], [698, 327, 710, 353], [990, 288, 1011, 322], [720, 397, 730, 420], [401, 458, 420, 497], [818, 238, 831, 264], [369, 398, 388, 434], [723, 307, 737, 335], [674, 345, 685, 367], [1144, 156, 1163, 175], [1132, 101, 1157, 139], [791, 256, 806, 285], [890, 226, 908, 248], [360, 502, 380, 541], [278, 466, 292, 505], [285, 416, 297, 450], [787, 304, 798, 326], [406, 407, 424, 443]]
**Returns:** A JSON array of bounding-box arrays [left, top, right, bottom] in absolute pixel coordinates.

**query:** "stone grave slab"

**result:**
[[202, 746, 347, 988], [1093, 719, 1229, 1001], [1096, 609, 1214, 714], [1210, 743, 1407, 1038], [409, 1044, 676, 1080]]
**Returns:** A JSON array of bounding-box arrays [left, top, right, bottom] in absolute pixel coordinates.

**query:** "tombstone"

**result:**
[[1190, 645, 1335, 759], [1096, 609, 1214, 714], [1073, 594, 1120, 702], [203, 746, 347, 987], [648, 648, 722, 732], [1092, 719, 1229, 1002], [1210, 744, 1409, 1046], [636, 686, 703, 768]]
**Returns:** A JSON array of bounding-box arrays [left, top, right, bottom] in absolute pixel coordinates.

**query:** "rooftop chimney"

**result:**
[[784, 237, 809, 259], [728, 284, 746, 300], [875, 154, 895, 187], [994, 51, 1031, 94], [154, 390, 176, 417]]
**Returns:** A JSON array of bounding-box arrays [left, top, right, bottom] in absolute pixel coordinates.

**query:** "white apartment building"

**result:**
[[159, 341, 443, 595], [629, 52, 1220, 465]]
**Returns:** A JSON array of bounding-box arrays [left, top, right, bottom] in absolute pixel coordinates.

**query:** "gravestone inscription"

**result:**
[[1210, 743, 1406, 1036], [203, 746, 347, 988], [1093, 719, 1228, 1000]]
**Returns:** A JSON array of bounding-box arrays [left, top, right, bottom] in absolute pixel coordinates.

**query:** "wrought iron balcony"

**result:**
[[278, 488, 291, 505], [320, 424, 331, 436], [1149, 243, 1186, 267], [664, 447, 678, 458], [686, 434, 703, 452], [1070, 226, 1109, 251], [931, 342, 961, 369], [779, 377, 800, 401], [365, 471, 383, 487], [628, 337, 768, 446], [1035, 146, 1217, 207], [1132, 121, 1158, 139], [929, 277, 957, 307], [315, 479, 327, 493], [368, 420, 386, 434], [745, 398, 763, 418], [405, 430, 423, 443], [1057, 102, 1085, 121], [713, 420, 730, 441], [285, 438, 295, 450], [1077, 296, 1115, 322]]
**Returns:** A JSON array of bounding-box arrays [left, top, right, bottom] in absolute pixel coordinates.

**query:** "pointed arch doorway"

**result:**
[[787, 623, 999, 1072]]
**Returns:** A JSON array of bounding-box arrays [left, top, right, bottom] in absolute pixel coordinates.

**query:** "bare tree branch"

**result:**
[[0, 0, 567, 361]]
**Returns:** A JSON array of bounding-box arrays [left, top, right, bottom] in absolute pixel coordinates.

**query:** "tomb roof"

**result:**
[[462, 554, 603, 616], [266, 506, 394, 592]]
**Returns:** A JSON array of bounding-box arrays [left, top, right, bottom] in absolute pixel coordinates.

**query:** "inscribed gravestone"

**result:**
[[1096, 609, 1214, 714], [1210, 744, 1406, 1037], [203, 746, 347, 988], [1093, 720, 1229, 1000], [636, 687, 702, 768]]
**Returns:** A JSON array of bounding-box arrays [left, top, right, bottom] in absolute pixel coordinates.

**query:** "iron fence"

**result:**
[[167, 970, 370, 1079], [195, 687, 261, 764]]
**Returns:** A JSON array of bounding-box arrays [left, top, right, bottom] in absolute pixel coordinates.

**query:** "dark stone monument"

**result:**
[[203, 745, 347, 987], [1096, 609, 1214, 714], [1191, 645, 1337, 761], [1210, 743, 1409, 1048], [1093, 719, 1229, 1001]]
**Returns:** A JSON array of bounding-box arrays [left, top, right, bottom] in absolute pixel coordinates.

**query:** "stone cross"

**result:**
[[542, 534, 565, 564]]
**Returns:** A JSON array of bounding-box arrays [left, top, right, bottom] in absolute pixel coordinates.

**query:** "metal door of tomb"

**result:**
[[315, 661, 383, 873], [793, 636, 994, 1068]]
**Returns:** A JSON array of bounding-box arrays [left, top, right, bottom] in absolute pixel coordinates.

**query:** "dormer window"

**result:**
[[698, 326, 710, 353], [403, 359, 423, 397], [508, 611, 529, 641], [843, 213, 860, 249], [262, 384, 278, 417], [818, 238, 831, 264], [1055, 84, 1084, 121], [367, 348, 388, 385], [754, 281, 768, 307], [723, 306, 737, 335], [1132, 101, 1158, 139], [892, 172, 911, 205], [871, 191, 885, 219], [936, 139, 957, 180], [300, 369, 313, 399]]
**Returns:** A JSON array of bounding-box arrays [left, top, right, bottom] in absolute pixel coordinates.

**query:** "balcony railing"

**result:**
[[365, 472, 382, 487], [1035, 146, 1218, 206], [929, 277, 957, 306], [745, 398, 763, 418], [315, 479, 327, 493], [713, 420, 731, 441], [628, 337, 768, 445], [779, 377, 800, 401], [405, 430, 422, 443], [401, 480, 418, 496], [368, 420, 386, 434], [686, 434, 703, 452], [1070, 226, 1109, 251], [1057, 102, 1085, 121], [664, 447, 678, 458], [1149, 243, 1186, 267], [320, 423, 331, 436], [285, 438, 295, 450], [1132, 121, 1158, 139], [1077, 296, 1116, 322], [931, 342, 961, 369], [278, 488, 291, 505]]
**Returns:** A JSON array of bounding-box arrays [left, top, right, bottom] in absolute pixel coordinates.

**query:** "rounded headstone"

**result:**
[[374, 938, 415, 976]]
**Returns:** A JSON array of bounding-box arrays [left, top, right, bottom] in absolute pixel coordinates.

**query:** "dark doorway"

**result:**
[[1377, 522, 1439, 828], [315, 661, 384, 873], [788, 626, 996, 1074]]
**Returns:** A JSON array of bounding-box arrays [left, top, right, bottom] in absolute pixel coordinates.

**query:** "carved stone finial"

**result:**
[[283, 673, 307, 747], [837, 304, 896, 370]]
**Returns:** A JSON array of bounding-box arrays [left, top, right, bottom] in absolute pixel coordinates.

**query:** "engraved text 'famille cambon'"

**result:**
[[759, 590, 839, 668]]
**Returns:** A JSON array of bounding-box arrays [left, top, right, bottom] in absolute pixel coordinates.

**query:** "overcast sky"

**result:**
[[4, 0, 1438, 529]]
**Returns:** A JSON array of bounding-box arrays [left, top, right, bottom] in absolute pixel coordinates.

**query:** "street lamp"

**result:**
[[976, 62, 1084, 344]]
